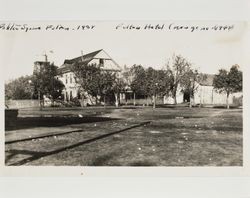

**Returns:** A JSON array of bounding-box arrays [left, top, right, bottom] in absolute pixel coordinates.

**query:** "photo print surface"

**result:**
[[1, 21, 244, 166]]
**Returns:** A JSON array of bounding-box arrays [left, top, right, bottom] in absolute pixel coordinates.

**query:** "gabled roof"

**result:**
[[34, 61, 50, 65], [57, 63, 72, 74], [63, 49, 102, 64], [57, 49, 121, 75], [198, 74, 215, 86]]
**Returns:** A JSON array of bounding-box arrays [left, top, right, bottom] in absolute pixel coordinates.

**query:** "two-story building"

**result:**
[[56, 49, 122, 104]]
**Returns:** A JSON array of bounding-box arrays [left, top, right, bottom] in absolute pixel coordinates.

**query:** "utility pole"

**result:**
[[81, 50, 84, 61], [43, 53, 48, 62], [43, 50, 53, 63], [153, 83, 158, 109], [28, 80, 33, 100], [39, 51, 53, 110], [38, 90, 42, 110], [38, 52, 49, 110]]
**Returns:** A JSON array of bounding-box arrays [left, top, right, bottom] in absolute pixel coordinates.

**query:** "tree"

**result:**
[[71, 62, 122, 106], [33, 62, 64, 106], [130, 65, 147, 106], [121, 65, 134, 105], [167, 54, 192, 104], [126, 65, 173, 108], [5, 75, 33, 100], [71, 62, 102, 104], [99, 70, 119, 106], [145, 67, 173, 108], [213, 65, 242, 109], [155, 69, 174, 100], [112, 76, 126, 107]]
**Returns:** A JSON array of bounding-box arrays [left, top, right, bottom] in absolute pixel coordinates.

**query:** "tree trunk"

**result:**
[[118, 93, 121, 105], [226, 92, 230, 109], [189, 96, 192, 108], [104, 95, 106, 108], [38, 91, 42, 111], [125, 93, 128, 105], [81, 97, 85, 108], [95, 97, 98, 105], [199, 90, 202, 108], [174, 95, 177, 105], [133, 92, 136, 106], [173, 88, 177, 104], [114, 93, 119, 108], [153, 94, 156, 109], [189, 91, 192, 108]]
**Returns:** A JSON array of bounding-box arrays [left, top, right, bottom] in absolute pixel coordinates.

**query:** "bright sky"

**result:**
[[0, 21, 248, 82]]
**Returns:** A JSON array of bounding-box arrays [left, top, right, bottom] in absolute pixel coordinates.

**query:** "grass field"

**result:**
[[5, 106, 243, 166]]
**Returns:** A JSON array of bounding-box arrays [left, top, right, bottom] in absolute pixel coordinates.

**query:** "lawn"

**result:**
[[5, 106, 243, 166]]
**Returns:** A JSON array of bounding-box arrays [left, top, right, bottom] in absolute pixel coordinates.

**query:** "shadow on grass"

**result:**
[[212, 105, 241, 109], [148, 122, 242, 132], [144, 115, 204, 120], [6, 121, 150, 166], [128, 161, 157, 166], [5, 116, 120, 131], [91, 151, 121, 166]]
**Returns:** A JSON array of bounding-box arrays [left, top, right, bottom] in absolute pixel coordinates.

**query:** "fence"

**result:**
[[120, 98, 164, 106], [5, 100, 40, 109]]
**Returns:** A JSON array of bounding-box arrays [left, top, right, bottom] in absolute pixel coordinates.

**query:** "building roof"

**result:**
[[63, 49, 102, 65], [198, 74, 215, 86], [34, 61, 50, 65], [57, 49, 120, 75]]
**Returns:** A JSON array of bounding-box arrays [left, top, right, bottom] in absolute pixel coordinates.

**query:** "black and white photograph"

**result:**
[[1, 21, 244, 167]]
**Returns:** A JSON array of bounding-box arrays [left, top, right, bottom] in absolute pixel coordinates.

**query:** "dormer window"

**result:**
[[99, 59, 104, 66]]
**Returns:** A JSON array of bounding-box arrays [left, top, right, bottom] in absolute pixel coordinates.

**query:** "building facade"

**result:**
[[33, 52, 242, 107], [164, 74, 243, 106], [57, 49, 122, 104], [193, 74, 242, 106]]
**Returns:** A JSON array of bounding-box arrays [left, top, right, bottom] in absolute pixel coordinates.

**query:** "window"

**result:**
[[66, 92, 69, 101], [65, 75, 68, 84], [99, 59, 104, 65], [70, 74, 72, 83], [70, 91, 73, 101], [77, 91, 81, 99]]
